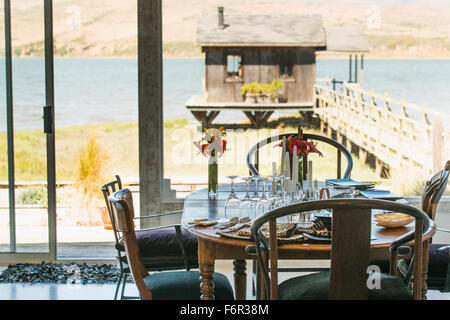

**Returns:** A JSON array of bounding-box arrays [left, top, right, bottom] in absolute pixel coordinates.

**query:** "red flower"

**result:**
[[278, 134, 323, 157]]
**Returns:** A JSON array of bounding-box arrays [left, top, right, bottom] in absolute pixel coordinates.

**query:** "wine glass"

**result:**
[[251, 175, 261, 206], [224, 176, 241, 218], [240, 176, 255, 219], [273, 176, 286, 208], [276, 175, 291, 207], [255, 178, 270, 218]]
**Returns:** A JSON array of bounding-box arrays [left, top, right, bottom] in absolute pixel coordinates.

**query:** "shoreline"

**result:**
[[4, 55, 450, 60]]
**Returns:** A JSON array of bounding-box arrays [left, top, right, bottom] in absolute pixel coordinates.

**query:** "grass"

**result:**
[[4, 119, 448, 198], [0, 120, 379, 184]]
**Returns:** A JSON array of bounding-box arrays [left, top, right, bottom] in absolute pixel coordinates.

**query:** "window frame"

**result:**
[[277, 49, 296, 82], [224, 50, 244, 82]]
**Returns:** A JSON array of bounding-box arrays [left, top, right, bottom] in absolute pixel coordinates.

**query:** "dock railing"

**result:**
[[314, 77, 450, 177]]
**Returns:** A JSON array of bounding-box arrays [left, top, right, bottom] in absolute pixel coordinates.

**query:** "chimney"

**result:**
[[218, 6, 224, 29]]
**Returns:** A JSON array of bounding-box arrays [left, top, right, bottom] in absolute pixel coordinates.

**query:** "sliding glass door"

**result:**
[[0, 0, 56, 262]]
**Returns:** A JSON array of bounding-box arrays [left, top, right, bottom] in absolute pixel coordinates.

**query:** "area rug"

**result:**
[[0, 263, 133, 285]]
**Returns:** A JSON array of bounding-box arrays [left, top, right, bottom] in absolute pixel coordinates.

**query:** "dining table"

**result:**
[[181, 182, 436, 300]]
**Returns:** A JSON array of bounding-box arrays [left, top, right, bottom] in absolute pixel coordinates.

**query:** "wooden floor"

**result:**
[[0, 262, 449, 300]]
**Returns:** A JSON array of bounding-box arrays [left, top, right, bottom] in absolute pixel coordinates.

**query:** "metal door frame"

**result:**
[[0, 0, 56, 263]]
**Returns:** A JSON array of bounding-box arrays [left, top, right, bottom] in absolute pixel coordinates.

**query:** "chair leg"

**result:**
[[251, 260, 257, 297], [114, 271, 123, 300], [120, 272, 128, 300]]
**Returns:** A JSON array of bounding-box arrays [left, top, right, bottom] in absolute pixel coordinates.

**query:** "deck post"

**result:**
[[138, 0, 166, 224], [358, 147, 368, 166], [432, 120, 444, 174]]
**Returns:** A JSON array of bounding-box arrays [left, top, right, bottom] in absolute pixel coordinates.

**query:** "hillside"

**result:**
[[1, 0, 450, 58]]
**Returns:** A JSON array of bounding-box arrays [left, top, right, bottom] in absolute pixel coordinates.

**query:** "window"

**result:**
[[226, 52, 243, 80], [278, 49, 295, 80]]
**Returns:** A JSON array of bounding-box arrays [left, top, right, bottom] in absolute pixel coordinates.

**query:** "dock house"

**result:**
[[187, 7, 370, 127]]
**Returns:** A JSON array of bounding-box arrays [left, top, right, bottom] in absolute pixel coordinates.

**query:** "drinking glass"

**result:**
[[343, 187, 356, 198], [224, 176, 241, 218], [255, 178, 270, 218], [273, 176, 286, 208], [268, 174, 279, 209]]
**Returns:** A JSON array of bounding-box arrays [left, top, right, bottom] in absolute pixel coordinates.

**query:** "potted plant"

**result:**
[[266, 79, 283, 103], [241, 82, 261, 103], [241, 80, 283, 103]]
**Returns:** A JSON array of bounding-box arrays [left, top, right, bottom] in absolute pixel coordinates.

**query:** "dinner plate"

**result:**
[[360, 190, 403, 200], [325, 178, 375, 190]]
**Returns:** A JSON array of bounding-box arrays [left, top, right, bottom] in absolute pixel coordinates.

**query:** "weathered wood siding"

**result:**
[[204, 47, 316, 103]]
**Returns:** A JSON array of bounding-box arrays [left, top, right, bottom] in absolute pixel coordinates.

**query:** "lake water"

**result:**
[[0, 58, 448, 131]]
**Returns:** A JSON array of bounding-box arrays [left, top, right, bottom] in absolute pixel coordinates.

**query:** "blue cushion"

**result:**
[[143, 271, 234, 300], [429, 244, 449, 278], [117, 228, 198, 257], [278, 271, 412, 300], [371, 244, 450, 290]]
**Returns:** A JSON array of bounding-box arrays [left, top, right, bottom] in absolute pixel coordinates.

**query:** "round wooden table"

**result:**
[[182, 183, 436, 300]]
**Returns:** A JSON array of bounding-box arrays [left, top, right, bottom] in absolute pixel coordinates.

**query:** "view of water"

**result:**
[[0, 58, 448, 132]]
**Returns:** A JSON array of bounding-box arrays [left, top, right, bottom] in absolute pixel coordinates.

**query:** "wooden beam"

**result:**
[[138, 0, 163, 218]]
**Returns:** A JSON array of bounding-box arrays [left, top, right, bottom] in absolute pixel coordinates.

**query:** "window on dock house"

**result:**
[[226, 51, 243, 80], [277, 49, 294, 80]]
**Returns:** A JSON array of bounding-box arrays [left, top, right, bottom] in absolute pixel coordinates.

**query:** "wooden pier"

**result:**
[[186, 95, 313, 128], [314, 78, 450, 177]]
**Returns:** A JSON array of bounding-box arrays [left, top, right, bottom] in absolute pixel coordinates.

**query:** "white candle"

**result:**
[[272, 161, 277, 175], [308, 160, 313, 191], [285, 151, 291, 179], [280, 137, 286, 177], [285, 151, 292, 192], [292, 145, 298, 191]]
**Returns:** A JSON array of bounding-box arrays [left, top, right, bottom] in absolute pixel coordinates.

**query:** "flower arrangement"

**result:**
[[282, 128, 323, 157], [278, 128, 323, 184], [194, 127, 227, 195]]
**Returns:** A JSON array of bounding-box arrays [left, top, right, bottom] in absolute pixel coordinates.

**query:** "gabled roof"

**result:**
[[196, 13, 326, 47]]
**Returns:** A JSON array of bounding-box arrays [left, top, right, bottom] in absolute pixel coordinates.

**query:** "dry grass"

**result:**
[[68, 135, 110, 226], [386, 166, 428, 196]]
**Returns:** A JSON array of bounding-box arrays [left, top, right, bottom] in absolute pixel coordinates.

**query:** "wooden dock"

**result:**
[[314, 78, 450, 177], [186, 95, 313, 128]]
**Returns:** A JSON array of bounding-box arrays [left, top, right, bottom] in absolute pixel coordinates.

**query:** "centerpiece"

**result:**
[[194, 127, 227, 196], [279, 127, 323, 186]]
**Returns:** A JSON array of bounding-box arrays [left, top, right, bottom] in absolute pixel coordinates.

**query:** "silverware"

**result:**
[[214, 216, 251, 230]]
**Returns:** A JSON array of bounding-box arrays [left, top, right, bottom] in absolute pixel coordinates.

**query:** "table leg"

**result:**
[[198, 239, 216, 300], [421, 239, 430, 300], [233, 259, 247, 300]]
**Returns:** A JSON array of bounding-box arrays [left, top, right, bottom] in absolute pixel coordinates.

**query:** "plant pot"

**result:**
[[101, 206, 113, 230], [260, 95, 271, 103]]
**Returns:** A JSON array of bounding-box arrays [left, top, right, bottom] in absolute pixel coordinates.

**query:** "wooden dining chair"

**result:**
[[246, 132, 353, 297], [108, 188, 234, 300], [101, 176, 198, 300], [246, 132, 353, 179], [250, 199, 432, 300], [371, 161, 450, 293], [409, 161, 449, 291]]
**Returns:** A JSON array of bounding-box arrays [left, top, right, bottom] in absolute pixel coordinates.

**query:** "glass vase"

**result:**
[[208, 159, 218, 197], [298, 157, 304, 188]]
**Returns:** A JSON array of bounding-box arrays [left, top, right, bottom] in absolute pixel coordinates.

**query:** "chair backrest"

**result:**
[[420, 160, 450, 220], [109, 188, 152, 299], [101, 175, 127, 241], [246, 133, 353, 179], [250, 199, 431, 300]]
